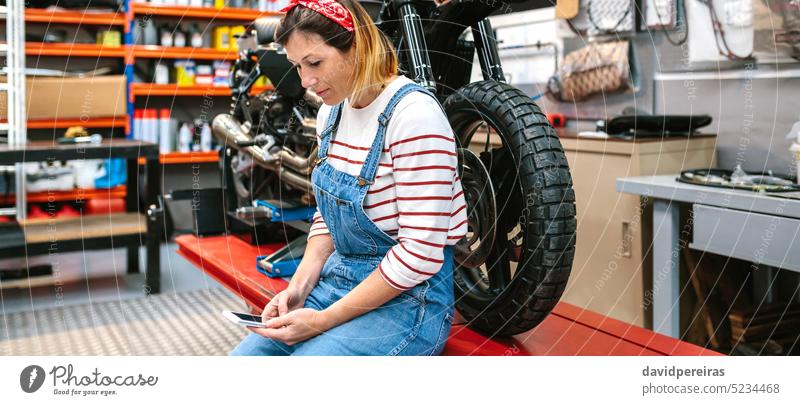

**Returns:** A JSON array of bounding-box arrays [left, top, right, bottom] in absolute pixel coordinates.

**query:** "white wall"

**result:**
[[470, 7, 562, 87]]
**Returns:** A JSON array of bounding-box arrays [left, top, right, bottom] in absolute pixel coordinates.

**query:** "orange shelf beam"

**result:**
[[26, 42, 126, 58], [131, 45, 240, 61], [1, 186, 127, 204], [131, 83, 272, 97], [17, 116, 128, 130], [130, 4, 278, 21], [25, 8, 125, 26], [137, 151, 220, 165]]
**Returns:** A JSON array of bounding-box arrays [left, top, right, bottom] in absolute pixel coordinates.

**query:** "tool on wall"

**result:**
[[647, 0, 690, 45], [697, 0, 754, 60], [568, 0, 638, 36]]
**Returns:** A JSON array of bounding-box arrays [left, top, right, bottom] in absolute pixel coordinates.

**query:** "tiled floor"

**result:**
[[0, 288, 248, 355], [0, 239, 250, 355], [0, 240, 225, 313]]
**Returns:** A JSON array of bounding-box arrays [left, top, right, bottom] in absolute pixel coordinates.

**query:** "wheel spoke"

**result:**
[[453, 126, 520, 297], [484, 121, 491, 153], [464, 122, 483, 146], [508, 226, 524, 262], [486, 240, 512, 293], [453, 148, 496, 270], [486, 150, 521, 235]]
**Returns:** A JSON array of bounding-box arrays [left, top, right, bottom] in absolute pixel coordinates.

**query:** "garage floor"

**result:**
[[0, 242, 248, 355]]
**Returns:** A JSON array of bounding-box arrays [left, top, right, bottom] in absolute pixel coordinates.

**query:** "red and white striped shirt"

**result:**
[[309, 76, 468, 290]]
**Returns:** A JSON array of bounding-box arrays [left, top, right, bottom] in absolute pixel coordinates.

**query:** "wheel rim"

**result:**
[[450, 111, 528, 305]]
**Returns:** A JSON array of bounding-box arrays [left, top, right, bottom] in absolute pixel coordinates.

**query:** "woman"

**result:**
[[230, 0, 468, 356]]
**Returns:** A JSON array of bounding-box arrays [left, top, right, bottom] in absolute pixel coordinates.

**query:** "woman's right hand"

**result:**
[[262, 287, 308, 320]]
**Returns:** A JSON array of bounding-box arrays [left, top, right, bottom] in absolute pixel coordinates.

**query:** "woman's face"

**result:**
[[284, 31, 355, 106]]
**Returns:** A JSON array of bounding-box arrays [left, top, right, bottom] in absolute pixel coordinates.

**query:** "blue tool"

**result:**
[[254, 199, 316, 223], [256, 236, 307, 278]]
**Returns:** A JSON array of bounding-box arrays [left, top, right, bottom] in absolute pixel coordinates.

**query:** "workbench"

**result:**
[[176, 234, 719, 356], [617, 174, 800, 338]]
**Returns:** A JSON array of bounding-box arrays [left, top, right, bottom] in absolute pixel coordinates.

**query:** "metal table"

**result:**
[[617, 175, 800, 338]]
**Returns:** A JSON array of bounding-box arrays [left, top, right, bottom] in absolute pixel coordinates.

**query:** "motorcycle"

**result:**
[[213, 0, 576, 337]]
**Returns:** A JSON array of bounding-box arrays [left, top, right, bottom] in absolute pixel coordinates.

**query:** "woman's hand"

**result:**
[[261, 287, 307, 320], [247, 308, 331, 346]]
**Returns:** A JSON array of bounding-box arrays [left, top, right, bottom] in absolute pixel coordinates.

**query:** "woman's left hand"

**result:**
[[247, 308, 331, 346]]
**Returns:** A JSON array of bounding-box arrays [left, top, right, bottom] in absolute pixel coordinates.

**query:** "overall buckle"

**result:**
[[378, 113, 390, 127], [357, 177, 373, 187]]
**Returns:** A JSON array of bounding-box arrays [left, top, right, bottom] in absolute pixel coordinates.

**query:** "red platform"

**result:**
[[175, 234, 721, 356]]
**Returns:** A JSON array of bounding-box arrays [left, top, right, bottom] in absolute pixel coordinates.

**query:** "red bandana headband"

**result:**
[[279, 0, 355, 32]]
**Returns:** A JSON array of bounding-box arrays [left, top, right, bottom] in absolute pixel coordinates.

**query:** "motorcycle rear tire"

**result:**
[[443, 80, 576, 337]]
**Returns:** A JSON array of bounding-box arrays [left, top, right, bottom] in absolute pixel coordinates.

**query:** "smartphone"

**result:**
[[222, 310, 267, 328]]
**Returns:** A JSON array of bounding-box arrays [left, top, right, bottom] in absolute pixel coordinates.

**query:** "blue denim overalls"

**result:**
[[231, 83, 455, 356]]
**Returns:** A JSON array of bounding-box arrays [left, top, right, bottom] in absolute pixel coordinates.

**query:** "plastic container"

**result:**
[[178, 123, 193, 153], [195, 64, 214, 86], [189, 23, 204, 48], [174, 60, 196, 87], [154, 61, 170, 84], [213, 61, 231, 86], [133, 109, 143, 141], [139, 108, 153, 142], [159, 24, 174, 47], [174, 29, 187, 48], [213, 26, 230, 50], [200, 122, 213, 151], [159, 109, 173, 154], [153, 110, 161, 145], [96, 30, 121, 47]]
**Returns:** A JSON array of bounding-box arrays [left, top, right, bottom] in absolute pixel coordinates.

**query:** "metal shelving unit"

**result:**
[[123, 3, 280, 167], [0, 140, 163, 293], [0, 4, 163, 293], [3, 0, 27, 220]]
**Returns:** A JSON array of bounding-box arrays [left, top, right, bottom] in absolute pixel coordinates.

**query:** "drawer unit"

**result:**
[[690, 204, 800, 272]]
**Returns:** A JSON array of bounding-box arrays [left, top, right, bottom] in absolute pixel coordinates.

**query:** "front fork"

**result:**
[[472, 19, 506, 83], [397, 2, 506, 92], [397, 2, 437, 92]]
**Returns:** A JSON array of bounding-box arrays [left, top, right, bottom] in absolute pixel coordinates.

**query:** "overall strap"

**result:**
[[316, 102, 344, 164], [357, 83, 434, 186]]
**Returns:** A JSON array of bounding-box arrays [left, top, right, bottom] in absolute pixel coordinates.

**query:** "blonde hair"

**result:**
[[275, 0, 397, 103]]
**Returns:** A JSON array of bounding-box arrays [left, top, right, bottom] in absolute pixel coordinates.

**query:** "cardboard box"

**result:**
[[0, 75, 126, 120]]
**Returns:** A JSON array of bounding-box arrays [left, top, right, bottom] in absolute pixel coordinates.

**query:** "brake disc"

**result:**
[[453, 148, 497, 269]]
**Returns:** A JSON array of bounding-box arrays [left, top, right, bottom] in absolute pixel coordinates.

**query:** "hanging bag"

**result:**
[[546, 40, 638, 102]]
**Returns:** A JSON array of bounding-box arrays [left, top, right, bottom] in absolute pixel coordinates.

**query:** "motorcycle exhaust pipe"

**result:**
[[277, 167, 313, 192], [212, 114, 272, 166], [278, 148, 316, 176], [212, 113, 317, 179]]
